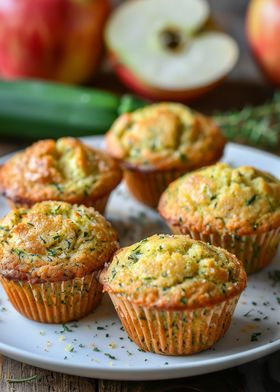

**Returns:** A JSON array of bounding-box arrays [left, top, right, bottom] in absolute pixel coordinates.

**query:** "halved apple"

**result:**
[[106, 0, 239, 101]]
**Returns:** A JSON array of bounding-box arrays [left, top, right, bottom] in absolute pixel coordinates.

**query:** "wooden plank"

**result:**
[[98, 368, 246, 392], [0, 354, 3, 380], [98, 380, 130, 392], [0, 357, 97, 392]]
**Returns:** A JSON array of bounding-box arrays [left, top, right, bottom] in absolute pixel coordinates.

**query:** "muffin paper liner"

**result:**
[[83, 194, 110, 215], [6, 193, 110, 215], [124, 169, 186, 208], [7, 200, 29, 209], [170, 224, 280, 274], [0, 271, 102, 323], [109, 294, 240, 355]]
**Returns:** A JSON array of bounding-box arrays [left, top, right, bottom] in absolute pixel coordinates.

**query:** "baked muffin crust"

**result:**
[[101, 234, 246, 310], [159, 163, 280, 235], [106, 103, 225, 170], [0, 201, 118, 283], [0, 138, 122, 205]]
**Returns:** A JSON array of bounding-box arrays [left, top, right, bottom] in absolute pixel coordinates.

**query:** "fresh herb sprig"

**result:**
[[214, 93, 280, 151], [7, 375, 39, 383]]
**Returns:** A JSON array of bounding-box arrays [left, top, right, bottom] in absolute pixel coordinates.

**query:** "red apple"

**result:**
[[106, 0, 239, 101], [247, 0, 280, 85], [0, 0, 110, 83]]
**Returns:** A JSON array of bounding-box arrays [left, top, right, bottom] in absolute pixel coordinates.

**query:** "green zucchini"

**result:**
[[0, 80, 147, 139]]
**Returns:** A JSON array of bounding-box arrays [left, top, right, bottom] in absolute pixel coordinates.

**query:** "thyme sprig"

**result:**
[[7, 374, 39, 383], [214, 92, 280, 151]]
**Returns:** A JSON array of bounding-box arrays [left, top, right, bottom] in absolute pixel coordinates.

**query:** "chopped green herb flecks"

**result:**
[[128, 249, 142, 263], [61, 324, 72, 333], [246, 194, 257, 205], [65, 344, 74, 352], [52, 183, 64, 193], [251, 332, 262, 342], [104, 353, 116, 360], [179, 152, 187, 162], [269, 270, 280, 285]]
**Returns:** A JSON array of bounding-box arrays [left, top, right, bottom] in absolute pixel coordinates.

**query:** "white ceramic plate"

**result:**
[[0, 137, 280, 381]]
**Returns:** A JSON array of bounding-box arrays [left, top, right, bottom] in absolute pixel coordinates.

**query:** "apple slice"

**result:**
[[106, 0, 239, 101]]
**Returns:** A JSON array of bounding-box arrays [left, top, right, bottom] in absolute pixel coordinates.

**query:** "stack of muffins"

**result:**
[[0, 102, 279, 357], [0, 138, 121, 323]]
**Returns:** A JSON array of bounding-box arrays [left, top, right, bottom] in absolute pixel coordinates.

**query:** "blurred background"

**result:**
[[0, 0, 280, 152], [96, 0, 270, 110], [98, 0, 267, 106]]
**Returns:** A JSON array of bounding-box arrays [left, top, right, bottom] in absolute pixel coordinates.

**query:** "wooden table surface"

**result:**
[[1, 0, 280, 391]]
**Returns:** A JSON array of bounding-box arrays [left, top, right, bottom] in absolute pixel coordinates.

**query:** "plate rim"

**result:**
[[0, 331, 280, 380]]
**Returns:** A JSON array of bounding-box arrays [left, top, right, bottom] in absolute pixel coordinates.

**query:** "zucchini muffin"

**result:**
[[0, 137, 122, 214], [0, 201, 118, 323], [105, 103, 225, 208], [101, 234, 246, 355], [159, 163, 280, 274]]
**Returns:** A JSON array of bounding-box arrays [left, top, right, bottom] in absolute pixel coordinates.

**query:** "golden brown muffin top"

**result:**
[[0, 138, 122, 205], [0, 201, 118, 283], [159, 163, 280, 235], [105, 103, 225, 170], [101, 234, 246, 310]]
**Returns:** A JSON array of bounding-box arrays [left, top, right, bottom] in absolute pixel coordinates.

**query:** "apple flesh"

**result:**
[[106, 0, 239, 101], [111, 52, 225, 102], [0, 0, 110, 83], [246, 0, 280, 85]]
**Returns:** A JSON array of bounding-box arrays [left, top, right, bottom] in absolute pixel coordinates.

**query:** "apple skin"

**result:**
[[246, 0, 280, 85], [0, 0, 110, 83], [110, 53, 225, 102]]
